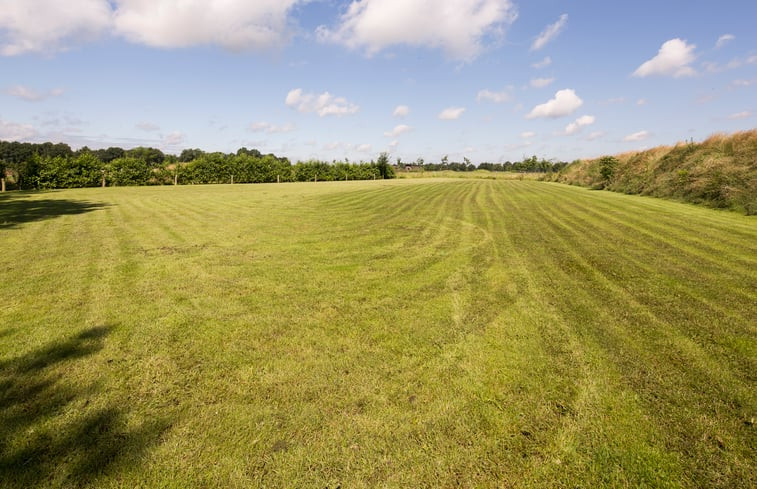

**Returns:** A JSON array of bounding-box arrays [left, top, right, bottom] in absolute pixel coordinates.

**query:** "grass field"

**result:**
[[1, 179, 755, 488]]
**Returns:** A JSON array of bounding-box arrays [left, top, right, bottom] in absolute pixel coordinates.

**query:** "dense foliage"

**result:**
[[0, 141, 396, 189]]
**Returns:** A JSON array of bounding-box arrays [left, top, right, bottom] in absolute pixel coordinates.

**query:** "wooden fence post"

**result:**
[[1, 178, 5, 192], [231, 175, 234, 185], [101, 171, 106, 188], [174, 172, 178, 185], [277, 174, 280, 183]]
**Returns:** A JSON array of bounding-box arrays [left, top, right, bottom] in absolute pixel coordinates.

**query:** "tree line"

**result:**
[[0, 141, 395, 190], [0, 140, 568, 191]]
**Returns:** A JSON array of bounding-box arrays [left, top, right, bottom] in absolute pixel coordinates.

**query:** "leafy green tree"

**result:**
[[108, 157, 151, 186], [598, 156, 619, 185], [376, 152, 393, 179]]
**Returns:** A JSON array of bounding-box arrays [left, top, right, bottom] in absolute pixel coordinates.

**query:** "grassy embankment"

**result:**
[[547, 130, 757, 214], [0, 180, 755, 488]]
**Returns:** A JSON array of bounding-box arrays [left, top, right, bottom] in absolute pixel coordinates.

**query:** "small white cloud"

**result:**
[[520, 131, 535, 139], [633, 38, 696, 78], [316, 0, 518, 61], [356, 143, 372, 152], [731, 79, 755, 88], [531, 14, 567, 51], [530, 77, 555, 88], [384, 124, 412, 137], [716, 34, 735, 48], [636, 98, 648, 106], [6, 85, 65, 101], [0, 118, 37, 140], [477, 88, 511, 103], [249, 121, 295, 134], [728, 111, 751, 120], [393, 105, 410, 117], [136, 121, 160, 132], [564, 115, 595, 135], [586, 131, 604, 141], [526, 88, 583, 119], [388, 139, 399, 150], [285, 88, 359, 117], [531, 56, 552, 69], [438, 107, 466, 120], [162, 131, 184, 146], [624, 130, 650, 142]]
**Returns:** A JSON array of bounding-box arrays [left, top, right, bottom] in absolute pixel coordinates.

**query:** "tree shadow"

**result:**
[[0, 326, 170, 488], [0, 194, 108, 230]]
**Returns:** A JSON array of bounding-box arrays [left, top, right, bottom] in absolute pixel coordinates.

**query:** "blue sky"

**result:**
[[1, 0, 755, 163]]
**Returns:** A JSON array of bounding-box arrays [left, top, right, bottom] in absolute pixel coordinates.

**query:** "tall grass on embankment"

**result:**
[[547, 130, 757, 214]]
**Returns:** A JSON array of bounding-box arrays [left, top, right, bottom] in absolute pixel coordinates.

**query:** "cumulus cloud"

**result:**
[[136, 121, 160, 132], [716, 34, 734, 48], [113, 0, 300, 51], [249, 121, 295, 134], [285, 88, 359, 117], [531, 56, 552, 69], [438, 107, 466, 120], [316, 0, 518, 61], [393, 105, 409, 117], [526, 89, 582, 119], [633, 38, 696, 78], [531, 14, 567, 51], [5, 85, 64, 101], [728, 111, 751, 120], [530, 77, 554, 88], [624, 130, 650, 142], [477, 88, 511, 103], [563, 115, 595, 135], [0, 0, 302, 55], [0, 0, 111, 55], [384, 124, 412, 137]]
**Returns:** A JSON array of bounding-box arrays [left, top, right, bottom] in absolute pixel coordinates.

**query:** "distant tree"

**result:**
[[376, 152, 394, 179], [178, 148, 204, 162], [236, 147, 262, 158], [598, 156, 619, 185], [126, 147, 165, 166], [95, 147, 125, 163]]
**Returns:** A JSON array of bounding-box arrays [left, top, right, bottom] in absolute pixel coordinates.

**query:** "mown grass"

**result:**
[[0, 180, 754, 488]]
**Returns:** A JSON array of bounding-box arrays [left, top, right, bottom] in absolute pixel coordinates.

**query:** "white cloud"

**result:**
[[716, 34, 734, 48], [637, 98, 648, 106], [136, 121, 160, 132], [249, 121, 295, 134], [162, 131, 184, 146], [285, 88, 359, 117], [520, 131, 535, 139], [356, 143, 372, 152], [438, 107, 466, 120], [526, 88, 583, 119], [564, 115, 595, 135], [0, 118, 37, 140], [5, 85, 64, 101], [0, 0, 111, 55], [731, 79, 755, 88], [530, 77, 554, 88], [0, 1, 302, 55], [477, 88, 511, 103], [624, 130, 650, 142], [586, 131, 604, 141], [704, 55, 757, 73], [393, 105, 409, 117], [633, 38, 696, 78], [531, 56, 552, 69], [728, 111, 751, 120], [113, 0, 300, 51], [316, 0, 518, 61], [384, 124, 412, 137], [531, 14, 567, 51]]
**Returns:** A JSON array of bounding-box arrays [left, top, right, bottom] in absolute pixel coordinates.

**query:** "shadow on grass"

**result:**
[[0, 326, 170, 488], [0, 193, 108, 230]]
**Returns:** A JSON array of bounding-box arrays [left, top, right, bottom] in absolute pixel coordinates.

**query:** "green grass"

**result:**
[[1, 180, 755, 488]]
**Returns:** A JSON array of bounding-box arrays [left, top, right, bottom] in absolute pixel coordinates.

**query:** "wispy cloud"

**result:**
[[477, 88, 511, 103], [531, 56, 552, 69], [530, 77, 555, 88], [136, 121, 160, 132], [727, 111, 751, 120], [531, 14, 567, 51], [249, 121, 295, 134], [6, 85, 64, 101], [715, 34, 734, 48], [438, 107, 466, 120], [393, 105, 409, 117], [624, 130, 650, 142], [384, 124, 412, 137]]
